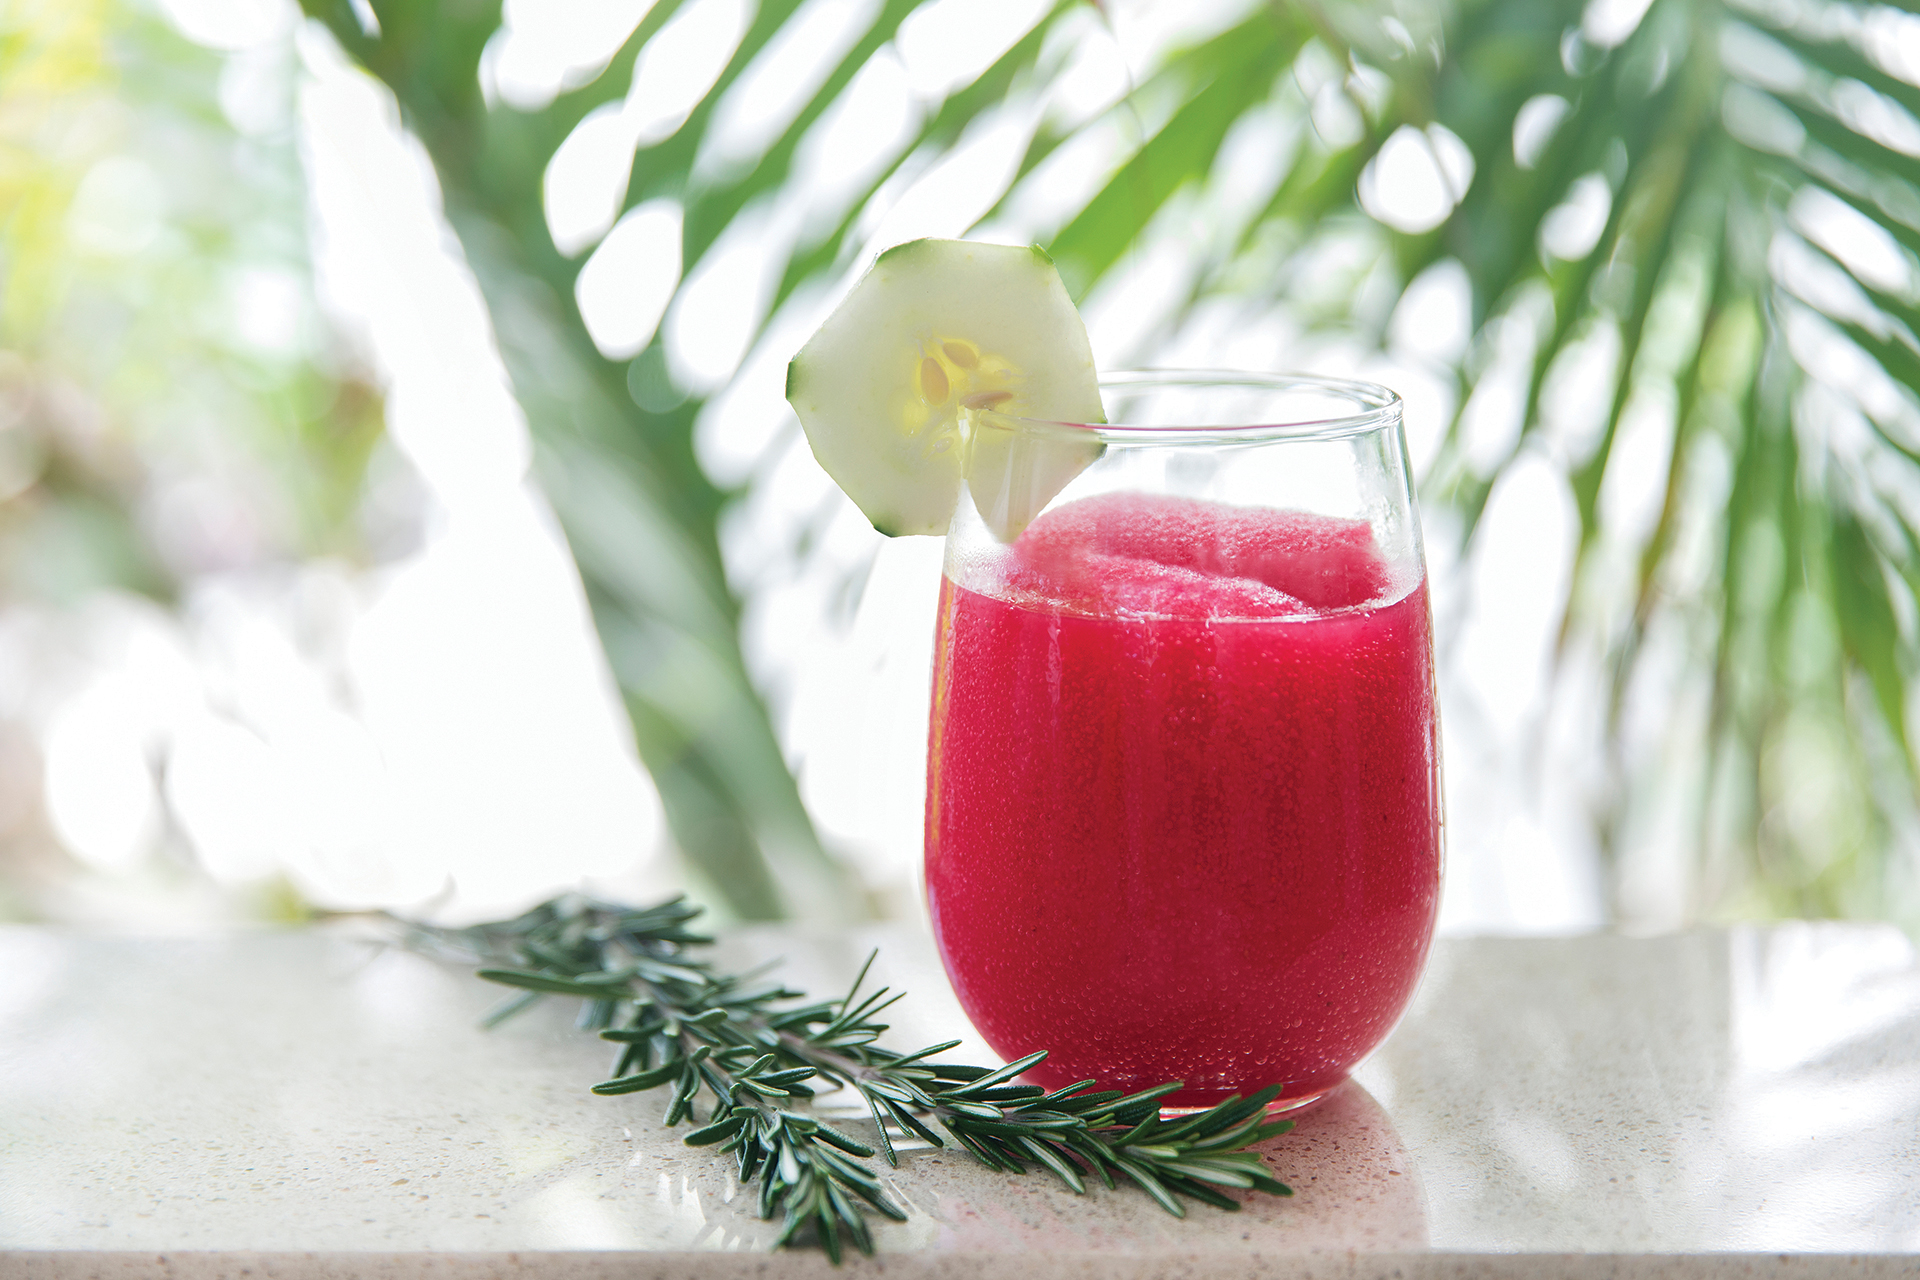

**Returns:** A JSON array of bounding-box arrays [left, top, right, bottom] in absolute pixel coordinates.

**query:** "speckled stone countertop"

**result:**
[[2, 920, 1917, 1278]]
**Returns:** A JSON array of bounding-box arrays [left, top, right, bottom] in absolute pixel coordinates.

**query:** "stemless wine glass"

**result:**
[[924, 371, 1441, 1114]]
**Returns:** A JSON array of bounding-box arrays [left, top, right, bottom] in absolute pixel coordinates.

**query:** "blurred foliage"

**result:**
[[297, 0, 872, 922], [0, 0, 384, 604], [285, 0, 1920, 928], [1379, 0, 1920, 924]]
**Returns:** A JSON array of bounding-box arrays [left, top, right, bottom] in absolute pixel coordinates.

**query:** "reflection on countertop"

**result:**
[[1356, 924, 1920, 1253], [914, 1079, 1426, 1256]]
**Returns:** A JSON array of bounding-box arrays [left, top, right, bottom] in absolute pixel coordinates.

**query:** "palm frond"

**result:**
[[1409, 0, 1920, 921], [306, 0, 1920, 928]]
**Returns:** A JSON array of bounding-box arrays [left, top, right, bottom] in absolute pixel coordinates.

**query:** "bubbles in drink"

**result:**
[[927, 493, 1441, 1109]]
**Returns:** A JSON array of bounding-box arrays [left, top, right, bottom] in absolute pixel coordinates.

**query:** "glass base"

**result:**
[[1158, 1079, 1341, 1119]]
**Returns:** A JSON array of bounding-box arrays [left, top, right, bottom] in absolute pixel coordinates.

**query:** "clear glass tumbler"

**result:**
[[924, 371, 1441, 1113]]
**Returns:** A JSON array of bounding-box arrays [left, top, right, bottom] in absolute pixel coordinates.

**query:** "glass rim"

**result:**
[[971, 369, 1404, 445]]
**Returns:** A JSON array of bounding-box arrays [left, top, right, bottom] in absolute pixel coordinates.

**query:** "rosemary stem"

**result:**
[[419, 892, 1298, 1261]]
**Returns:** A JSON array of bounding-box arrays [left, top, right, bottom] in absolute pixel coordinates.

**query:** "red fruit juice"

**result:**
[[925, 493, 1440, 1109]]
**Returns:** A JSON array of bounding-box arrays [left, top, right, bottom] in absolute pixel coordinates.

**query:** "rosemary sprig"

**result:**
[[409, 893, 1295, 1260]]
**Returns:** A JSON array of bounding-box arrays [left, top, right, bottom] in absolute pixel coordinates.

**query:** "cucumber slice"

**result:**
[[785, 239, 1104, 539]]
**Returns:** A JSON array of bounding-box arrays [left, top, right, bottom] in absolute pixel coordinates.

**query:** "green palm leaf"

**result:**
[[1418, 0, 1920, 920], [304, 0, 1920, 928]]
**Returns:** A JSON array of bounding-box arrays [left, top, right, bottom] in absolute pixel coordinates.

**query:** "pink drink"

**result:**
[[925, 492, 1440, 1109]]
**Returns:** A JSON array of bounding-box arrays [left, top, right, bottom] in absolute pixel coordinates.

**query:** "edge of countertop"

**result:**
[[4, 1250, 1919, 1280]]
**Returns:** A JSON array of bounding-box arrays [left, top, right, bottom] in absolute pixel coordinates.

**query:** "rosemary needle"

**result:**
[[404, 893, 1295, 1261]]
